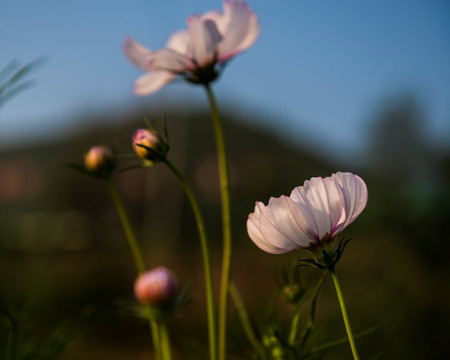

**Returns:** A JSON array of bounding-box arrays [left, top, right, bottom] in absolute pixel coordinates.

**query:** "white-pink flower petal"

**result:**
[[123, 37, 152, 71], [247, 205, 288, 254], [332, 172, 368, 228], [215, 0, 260, 61], [134, 71, 175, 95], [291, 178, 345, 239], [188, 15, 223, 66], [166, 29, 192, 55], [264, 196, 315, 248], [285, 198, 320, 243], [247, 172, 368, 255], [256, 201, 301, 253], [150, 48, 194, 72]]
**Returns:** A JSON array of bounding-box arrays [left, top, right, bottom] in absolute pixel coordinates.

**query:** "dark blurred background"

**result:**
[[0, 95, 449, 359]]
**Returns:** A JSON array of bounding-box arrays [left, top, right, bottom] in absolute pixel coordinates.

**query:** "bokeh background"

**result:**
[[1, 0, 449, 359]]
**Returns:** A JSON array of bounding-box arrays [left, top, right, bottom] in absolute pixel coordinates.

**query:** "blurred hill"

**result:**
[[0, 104, 341, 253]]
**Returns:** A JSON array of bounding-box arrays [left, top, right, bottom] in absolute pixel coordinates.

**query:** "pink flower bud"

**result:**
[[132, 129, 162, 162], [134, 267, 178, 307], [84, 146, 114, 173]]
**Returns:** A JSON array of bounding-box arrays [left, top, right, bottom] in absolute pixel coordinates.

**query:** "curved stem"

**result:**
[[106, 179, 162, 358], [330, 269, 360, 360], [163, 158, 217, 360], [106, 179, 146, 274], [204, 84, 232, 360]]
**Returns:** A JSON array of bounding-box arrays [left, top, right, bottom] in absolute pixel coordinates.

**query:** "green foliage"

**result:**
[[231, 267, 383, 360], [0, 58, 43, 109], [231, 268, 325, 359], [0, 292, 103, 360]]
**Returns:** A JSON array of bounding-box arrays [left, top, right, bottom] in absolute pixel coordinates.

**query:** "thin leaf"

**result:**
[[306, 322, 385, 356], [229, 282, 267, 360], [0, 57, 44, 108], [0, 60, 19, 82], [0, 81, 34, 107]]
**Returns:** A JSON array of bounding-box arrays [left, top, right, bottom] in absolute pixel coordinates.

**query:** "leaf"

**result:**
[[0, 57, 44, 108], [306, 322, 385, 357]]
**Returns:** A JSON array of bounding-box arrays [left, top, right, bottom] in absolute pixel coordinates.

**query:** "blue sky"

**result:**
[[1, 0, 449, 158]]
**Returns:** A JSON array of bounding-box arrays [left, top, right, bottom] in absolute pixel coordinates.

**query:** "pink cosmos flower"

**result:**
[[123, 1, 260, 95], [247, 172, 368, 255]]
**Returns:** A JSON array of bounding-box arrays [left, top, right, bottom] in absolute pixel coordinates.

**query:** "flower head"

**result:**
[[84, 145, 115, 178], [132, 128, 168, 164], [134, 267, 178, 307], [247, 172, 368, 255], [123, 1, 260, 95]]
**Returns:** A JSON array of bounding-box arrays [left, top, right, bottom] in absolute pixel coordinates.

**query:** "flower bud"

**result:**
[[84, 146, 115, 176], [134, 267, 178, 307], [280, 283, 305, 304], [132, 129, 166, 163]]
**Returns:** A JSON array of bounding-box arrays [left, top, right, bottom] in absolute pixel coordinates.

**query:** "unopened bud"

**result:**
[[281, 283, 305, 304], [132, 129, 165, 163], [134, 267, 178, 307], [84, 146, 115, 175]]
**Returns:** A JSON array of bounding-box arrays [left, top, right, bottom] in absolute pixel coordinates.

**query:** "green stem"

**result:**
[[204, 84, 232, 360], [288, 302, 303, 346], [106, 179, 162, 358], [151, 320, 162, 360], [299, 273, 326, 351], [163, 158, 217, 360], [229, 283, 267, 360], [106, 179, 146, 274], [159, 323, 173, 360], [330, 269, 360, 360]]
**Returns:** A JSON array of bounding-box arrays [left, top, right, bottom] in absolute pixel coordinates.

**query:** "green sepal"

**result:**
[[69, 145, 117, 180], [135, 283, 191, 324], [134, 118, 171, 165], [297, 238, 353, 271], [183, 56, 220, 85]]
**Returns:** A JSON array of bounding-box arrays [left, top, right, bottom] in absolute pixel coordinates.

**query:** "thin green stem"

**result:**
[[159, 323, 173, 360], [288, 302, 303, 346], [204, 84, 232, 360], [106, 179, 146, 274], [106, 179, 162, 359], [151, 320, 162, 360], [299, 273, 326, 351], [163, 158, 217, 360], [330, 269, 360, 360], [229, 283, 267, 360]]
